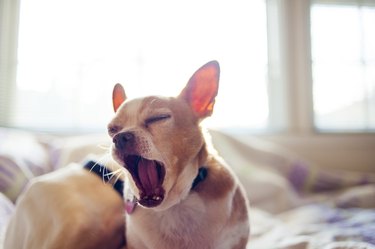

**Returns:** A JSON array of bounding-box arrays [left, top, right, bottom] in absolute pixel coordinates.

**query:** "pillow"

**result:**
[[208, 130, 375, 212], [0, 128, 52, 202], [47, 133, 111, 169], [0, 192, 15, 245], [0, 192, 14, 224], [209, 129, 300, 213]]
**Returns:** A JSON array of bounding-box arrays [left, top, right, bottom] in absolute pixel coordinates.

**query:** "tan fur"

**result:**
[[4, 164, 127, 249], [4, 61, 250, 249], [109, 61, 250, 249]]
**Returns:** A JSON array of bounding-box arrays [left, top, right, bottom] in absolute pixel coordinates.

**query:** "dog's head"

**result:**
[[108, 61, 220, 210]]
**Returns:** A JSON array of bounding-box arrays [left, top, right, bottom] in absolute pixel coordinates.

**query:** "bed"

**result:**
[[1, 127, 374, 248]]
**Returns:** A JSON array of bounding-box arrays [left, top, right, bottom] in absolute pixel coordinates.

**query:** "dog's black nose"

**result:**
[[113, 132, 134, 150]]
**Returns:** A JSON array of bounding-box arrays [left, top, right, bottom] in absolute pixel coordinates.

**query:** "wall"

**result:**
[[260, 134, 375, 172]]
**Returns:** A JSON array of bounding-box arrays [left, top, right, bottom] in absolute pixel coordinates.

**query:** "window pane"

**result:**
[[13, 0, 268, 132], [364, 7, 375, 60], [311, 4, 375, 131]]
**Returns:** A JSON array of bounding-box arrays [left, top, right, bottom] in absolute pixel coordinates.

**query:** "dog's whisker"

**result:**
[[85, 161, 105, 184], [89, 150, 126, 185], [96, 153, 111, 163], [97, 143, 111, 150], [98, 154, 113, 167], [104, 168, 122, 178], [85, 153, 113, 184], [112, 170, 125, 184]]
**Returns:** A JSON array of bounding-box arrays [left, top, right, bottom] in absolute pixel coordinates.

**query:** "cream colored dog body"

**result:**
[[109, 61, 250, 249], [4, 163, 126, 249]]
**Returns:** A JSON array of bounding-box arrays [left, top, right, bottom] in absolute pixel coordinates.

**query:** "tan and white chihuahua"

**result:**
[[109, 61, 250, 249]]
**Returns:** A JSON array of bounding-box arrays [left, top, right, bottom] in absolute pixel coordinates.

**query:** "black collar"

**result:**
[[83, 160, 124, 197], [84, 161, 207, 196], [191, 167, 208, 190]]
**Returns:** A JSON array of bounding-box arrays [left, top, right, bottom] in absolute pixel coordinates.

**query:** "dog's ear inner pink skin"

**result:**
[[179, 60, 220, 119], [113, 83, 127, 112]]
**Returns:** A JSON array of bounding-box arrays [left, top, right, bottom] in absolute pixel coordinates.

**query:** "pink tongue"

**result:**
[[137, 159, 159, 192]]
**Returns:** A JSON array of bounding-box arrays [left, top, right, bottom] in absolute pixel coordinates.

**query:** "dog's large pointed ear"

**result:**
[[179, 61, 220, 119], [112, 83, 127, 112]]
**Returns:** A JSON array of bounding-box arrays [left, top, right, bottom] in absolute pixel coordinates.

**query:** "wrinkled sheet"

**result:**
[[249, 196, 375, 248], [210, 131, 375, 249], [1, 128, 375, 249]]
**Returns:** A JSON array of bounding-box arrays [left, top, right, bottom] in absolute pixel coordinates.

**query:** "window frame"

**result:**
[[260, 0, 375, 172], [266, 0, 315, 134], [0, 0, 20, 127], [0, 0, 374, 136], [266, 0, 375, 135], [310, 0, 375, 132]]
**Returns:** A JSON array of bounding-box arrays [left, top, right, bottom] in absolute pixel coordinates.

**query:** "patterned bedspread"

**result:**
[[249, 202, 375, 248]]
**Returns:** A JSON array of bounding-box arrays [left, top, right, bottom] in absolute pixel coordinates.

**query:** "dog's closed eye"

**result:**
[[107, 125, 120, 136], [145, 114, 171, 127]]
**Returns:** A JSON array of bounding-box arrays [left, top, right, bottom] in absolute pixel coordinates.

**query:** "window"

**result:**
[[3, 0, 374, 135], [311, 1, 375, 132], [9, 0, 268, 132]]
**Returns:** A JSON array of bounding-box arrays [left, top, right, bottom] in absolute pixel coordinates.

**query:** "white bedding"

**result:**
[[1, 128, 374, 249]]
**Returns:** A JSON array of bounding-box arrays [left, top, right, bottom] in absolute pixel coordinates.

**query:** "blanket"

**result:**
[[1, 128, 374, 249]]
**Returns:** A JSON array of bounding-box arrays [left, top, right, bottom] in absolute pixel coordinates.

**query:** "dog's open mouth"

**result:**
[[124, 155, 165, 208]]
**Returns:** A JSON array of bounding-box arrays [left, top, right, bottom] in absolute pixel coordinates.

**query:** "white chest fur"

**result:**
[[127, 193, 222, 249]]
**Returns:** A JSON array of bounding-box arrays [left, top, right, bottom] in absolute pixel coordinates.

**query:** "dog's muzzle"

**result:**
[[124, 155, 165, 208], [113, 132, 166, 208]]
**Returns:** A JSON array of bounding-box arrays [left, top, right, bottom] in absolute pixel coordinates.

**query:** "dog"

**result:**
[[4, 162, 127, 249], [3, 61, 249, 249], [109, 60, 250, 249]]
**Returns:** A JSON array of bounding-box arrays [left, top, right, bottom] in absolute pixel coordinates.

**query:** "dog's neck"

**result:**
[[191, 141, 210, 190], [83, 161, 124, 197], [191, 167, 208, 189]]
